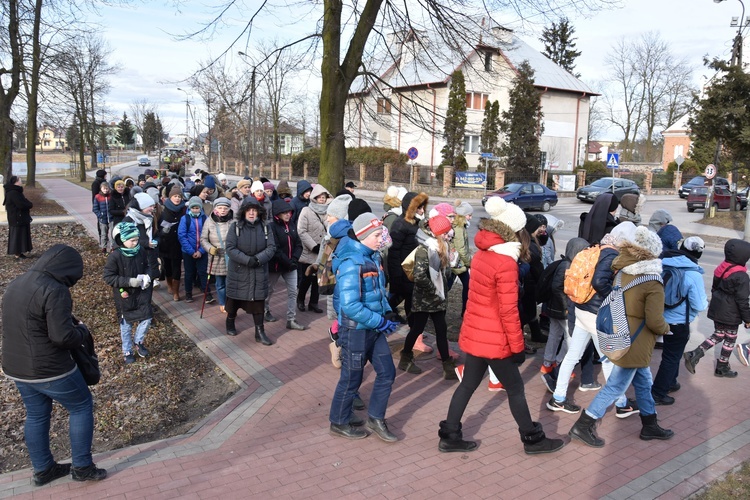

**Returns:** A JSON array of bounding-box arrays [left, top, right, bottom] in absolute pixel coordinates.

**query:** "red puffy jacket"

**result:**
[[458, 218, 524, 359]]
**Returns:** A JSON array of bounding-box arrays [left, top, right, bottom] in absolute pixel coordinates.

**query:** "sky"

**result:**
[[92, 0, 746, 141]]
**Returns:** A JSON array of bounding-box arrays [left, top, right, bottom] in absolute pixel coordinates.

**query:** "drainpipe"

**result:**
[[572, 92, 587, 168], [427, 83, 437, 171], [358, 98, 362, 147], [538, 87, 548, 183], [398, 94, 402, 151]]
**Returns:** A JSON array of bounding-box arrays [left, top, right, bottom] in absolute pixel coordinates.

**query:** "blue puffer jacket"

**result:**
[[329, 219, 354, 317], [178, 212, 207, 255], [333, 230, 390, 331], [661, 254, 707, 325], [577, 246, 618, 314]]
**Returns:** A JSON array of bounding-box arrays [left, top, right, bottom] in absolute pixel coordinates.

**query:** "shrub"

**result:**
[[291, 146, 409, 175]]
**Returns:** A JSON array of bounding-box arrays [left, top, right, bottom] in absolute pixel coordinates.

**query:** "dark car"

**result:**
[[576, 177, 640, 203], [481, 182, 558, 212], [679, 175, 729, 198], [686, 186, 745, 212], [138, 156, 151, 167]]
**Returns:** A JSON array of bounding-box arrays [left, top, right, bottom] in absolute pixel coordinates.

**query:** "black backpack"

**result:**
[[535, 258, 564, 304]]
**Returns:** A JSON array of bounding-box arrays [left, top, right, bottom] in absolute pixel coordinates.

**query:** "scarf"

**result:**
[[126, 207, 153, 241], [119, 244, 141, 258], [164, 198, 185, 212], [310, 200, 329, 215], [211, 211, 233, 223], [423, 237, 446, 301]]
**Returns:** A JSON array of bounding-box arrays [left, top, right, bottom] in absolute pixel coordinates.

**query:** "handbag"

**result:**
[[69, 320, 101, 386], [317, 242, 337, 295], [401, 247, 419, 281]]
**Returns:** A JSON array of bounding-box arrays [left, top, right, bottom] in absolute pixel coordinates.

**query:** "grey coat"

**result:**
[[226, 218, 276, 301]]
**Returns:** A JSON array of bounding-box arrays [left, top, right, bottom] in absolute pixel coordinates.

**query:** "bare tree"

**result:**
[[0, 0, 23, 178], [130, 98, 157, 151]]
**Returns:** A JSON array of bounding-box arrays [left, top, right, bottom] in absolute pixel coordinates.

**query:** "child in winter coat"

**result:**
[[103, 221, 160, 364], [684, 238, 750, 378], [201, 197, 233, 313], [92, 182, 113, 253], [178, 196, 211, 303], [398, 215, 459, 380]]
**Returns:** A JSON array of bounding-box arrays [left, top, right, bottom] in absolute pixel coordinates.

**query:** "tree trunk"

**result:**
[[24, 0, 43, 188], [0, 0, 21, 180]]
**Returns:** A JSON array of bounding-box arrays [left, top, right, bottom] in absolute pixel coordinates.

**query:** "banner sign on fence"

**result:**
[[455, 171, 487, 188]]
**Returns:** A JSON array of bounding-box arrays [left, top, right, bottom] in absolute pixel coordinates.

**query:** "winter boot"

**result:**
[[529, 320, 548, 343], [442, 357, 459, 380], [255, 324, 274, 346], [715, 360, 738, 378], [639, 413, 674, 441], [438, 420, 478, 453], [521, 422, 565, 455], [398, 350, 422, 374], [172, 278, 181, 301], [569, 411, 605, 448], [683, 348, 704, 374], [226, 316, 237, 336]]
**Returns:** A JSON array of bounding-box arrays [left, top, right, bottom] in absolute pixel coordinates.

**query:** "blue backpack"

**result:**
[[662, 265, 691, 324], [596, 273, 663, 360]]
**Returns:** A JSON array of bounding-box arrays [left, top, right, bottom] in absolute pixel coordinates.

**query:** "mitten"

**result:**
[[510, 351, 526, 365], [129, 277, 142, 288]]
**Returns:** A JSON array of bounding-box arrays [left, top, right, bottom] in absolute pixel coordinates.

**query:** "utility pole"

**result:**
[[177, 88, 190, 150]]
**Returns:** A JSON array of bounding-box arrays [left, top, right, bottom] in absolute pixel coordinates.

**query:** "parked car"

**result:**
[[481, 182, 558, 212], [576, 177, 640, 203], [686, 186, 745, 212], [138, 156, 151, 167], [679, 175, 729, 198]]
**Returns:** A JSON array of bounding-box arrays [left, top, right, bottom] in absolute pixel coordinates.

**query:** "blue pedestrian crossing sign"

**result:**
[[606, 152, 619, 169]]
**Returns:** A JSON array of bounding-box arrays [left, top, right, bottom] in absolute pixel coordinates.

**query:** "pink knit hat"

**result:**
[[432, 202, 455, 218]]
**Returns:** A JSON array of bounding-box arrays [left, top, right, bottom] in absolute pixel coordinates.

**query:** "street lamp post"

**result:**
[[238, 51, 256, 177], [177, 87, 190, 150]]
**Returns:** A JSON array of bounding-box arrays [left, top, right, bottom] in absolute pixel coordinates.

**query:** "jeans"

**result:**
[[266, 270, 298, 320], [297, 264, 319, 306], [98, 221, 112, 250], [652, 323, 690, 398], [446, 354, 534, 434], [330, 327, 395, 424], [183, 252, 208, 297], [121, 317, 152, 354], [586, 365, 656, 419], [214, 275, 227, 306], [553, 322, 626, 407], [15, 368, 94, 471]]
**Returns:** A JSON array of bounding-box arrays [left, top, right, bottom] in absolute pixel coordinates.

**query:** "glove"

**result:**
[[248, 256, 260, 268], [208, 246, 218, 256], [384, 311, 400, 322], [129, 277, 142, 288], [312, 245, 321, 254], [377, 318, 399, 335], [137, 274, 151, 289], [510, 351, 526, 365]]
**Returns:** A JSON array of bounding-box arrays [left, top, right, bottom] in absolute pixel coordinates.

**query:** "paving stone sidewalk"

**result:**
[[1, 177, 749, 499]]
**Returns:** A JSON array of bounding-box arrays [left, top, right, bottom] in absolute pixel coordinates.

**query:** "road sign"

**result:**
[[675, 155, 685, 167], [481, 152, 493, 158], [407, 147, 418, 160], [606, 152, 619, 169], [705, 163, 717, 179]]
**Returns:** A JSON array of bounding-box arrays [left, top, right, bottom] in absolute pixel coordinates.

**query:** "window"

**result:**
[[674, 144, 684, 158], [484, 52, 493, 72], [533, 184, 543, 194], [377, 98, 392, 114], [465, 92, 490, 110], [464, 135, 480, 153]]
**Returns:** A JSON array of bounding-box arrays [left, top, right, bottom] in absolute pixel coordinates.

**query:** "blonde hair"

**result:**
[[436, 235, 450, 268]]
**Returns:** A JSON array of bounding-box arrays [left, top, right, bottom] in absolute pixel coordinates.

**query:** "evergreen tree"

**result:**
[[441, 70, 468, 170], [498, 61, 544, 175], [66, 120, 79, 151], [116, 112, 135, 148], [142, 112, 161, 154], [479, 100, 500, 160], [539, 18, 581, 77]]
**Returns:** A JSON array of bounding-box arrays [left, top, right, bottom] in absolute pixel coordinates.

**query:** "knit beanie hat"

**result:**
[[681, 236, 705, 260], [251, 180, 265, 193], [168, 184, 183, 198], [272, 199, 294, 216], [263, 181, 275, 191], [117, 221, 140, 242], [327, 194, 352, 220], [217, 173, 227, 182], [188, 196, 203, 209], [213, 197, 231, 208], [525, 213, 541, 234], [96, 169, 107, 179], [237, 179, 252, 190], [348, 198, 372, 222], [428, 215, 453, 236], [352, 213, 384, 241], [484, 197, 526, 233], [432, 202, 455, 218], [134, 192, 155, 209], [386, 186, 399, 198], [454, 200, 473, 216], [632, 226, 663, 258], [203, 175, 216, 190]]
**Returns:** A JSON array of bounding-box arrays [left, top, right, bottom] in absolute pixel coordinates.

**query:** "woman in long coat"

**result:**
[[4, 175, 33, 258], [225, 197, 276, 344]]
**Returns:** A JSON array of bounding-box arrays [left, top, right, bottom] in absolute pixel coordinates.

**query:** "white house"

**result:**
[[344, 24, 598, 173]]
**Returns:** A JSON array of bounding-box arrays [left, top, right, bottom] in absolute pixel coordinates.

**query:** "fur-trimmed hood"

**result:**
[[613, 242, 663, 276], [476, 218, 521, 260], [383, 193, 401, 209], [404, 192, 428, 224]]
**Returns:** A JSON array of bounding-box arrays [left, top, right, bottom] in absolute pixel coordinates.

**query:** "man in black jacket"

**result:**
[[2, 245, 107, 485]]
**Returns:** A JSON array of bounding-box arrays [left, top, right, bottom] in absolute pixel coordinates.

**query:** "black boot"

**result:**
[[529, 319, 548, 343], [442, 357, 458, 381], [639, 413, 674, 441], [438, 420, 478, 453], [366, 417, 398, 442], [226, 316, 237, 336], [398, 350, 422, 374], [569, 411, 604, 447], [683, 348, 704, 374], [715, 360, 738, 378], [255, 324, 273, 346], [520, 421, 565, 455]]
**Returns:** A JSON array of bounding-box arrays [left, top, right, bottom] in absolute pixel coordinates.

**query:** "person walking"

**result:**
[[684, 239, 750, 378], [437, 197, 565, 455], [158, 184, 186, 301], [329, 213, 400, 442], [297, 184, 331, 313], [4, 175, 33, 259], [2, 244, 107, 485], [225, 197, 277, 344], [201, 197, 234, 314]]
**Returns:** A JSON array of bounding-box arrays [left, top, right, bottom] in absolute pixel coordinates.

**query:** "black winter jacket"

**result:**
[[3, 183, 33, 227], [109, 190, 130, 225], [577, 246, 618, 314], [269, 218, 302, 273], [521, 241, 545, 323], [103, 246, 160, 322], [1, 245, 84, 381], [158, 205, 185, 259], [226, 218, 277, 301], [707, 266, 750, 327]]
